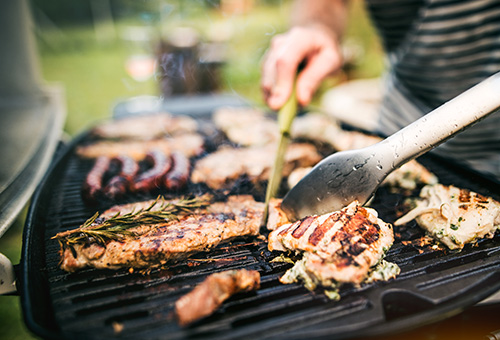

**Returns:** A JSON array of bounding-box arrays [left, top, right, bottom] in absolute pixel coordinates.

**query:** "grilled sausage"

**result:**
[[132, 149, 172, 192], [102, 156, 139, 199], [82, 156, 111, 202], [164, 151, 190, 190]]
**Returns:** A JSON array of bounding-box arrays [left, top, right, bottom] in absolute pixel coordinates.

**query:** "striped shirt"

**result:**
[[365, 0, 500, 180]]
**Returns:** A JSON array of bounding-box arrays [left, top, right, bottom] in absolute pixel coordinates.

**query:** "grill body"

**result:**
[[20, 107, 500, 340]]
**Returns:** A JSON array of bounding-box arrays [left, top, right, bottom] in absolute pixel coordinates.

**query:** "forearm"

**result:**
[[290, 0, 349, 39]]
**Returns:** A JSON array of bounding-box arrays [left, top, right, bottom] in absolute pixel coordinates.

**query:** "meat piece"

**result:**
[[76, 134, 204, 160], [214, 107, 279, 146], [102, 156, 139, 199], [164, 151, 190, 190], [55, 195, 265, 272], [175, 269, 260, 326], [287, 166, 312, 189], [91, 113, 198, 140], [395, 184, 500, 250], [291, 112, 342, 145], [268, 201, 395, 287], [82, 156, 112, 202], [131, 149, 172, 192], [191, 143, 322, 190], [266, 198, 291, 231]]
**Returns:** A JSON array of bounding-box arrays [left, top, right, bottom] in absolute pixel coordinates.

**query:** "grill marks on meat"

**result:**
[[268, 201, 395, 286], [395, 184, 500, 250], [175, 269, 260, 326], [191, 143, 322, 190], [58, 195, 265, 272]]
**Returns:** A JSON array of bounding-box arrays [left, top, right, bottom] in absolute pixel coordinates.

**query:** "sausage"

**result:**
[[131, 149, 172, 192], [103, 156, 139, 199], [82, 156, 111, 202], [164, 151, 190, 190]]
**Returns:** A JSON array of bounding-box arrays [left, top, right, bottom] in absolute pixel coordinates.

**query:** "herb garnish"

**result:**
[[53, 194, 212, 248]]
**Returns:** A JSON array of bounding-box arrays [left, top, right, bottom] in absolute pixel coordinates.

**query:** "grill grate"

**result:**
[[21, 120, 500, 340]]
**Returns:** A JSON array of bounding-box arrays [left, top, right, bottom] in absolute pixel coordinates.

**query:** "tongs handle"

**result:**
[[263, 87, 298, 224], [378, 72, 500, 170]]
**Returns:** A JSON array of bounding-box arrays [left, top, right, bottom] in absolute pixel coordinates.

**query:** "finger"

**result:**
[[268, 41, 309, 109], [296, 47, 343, 106]]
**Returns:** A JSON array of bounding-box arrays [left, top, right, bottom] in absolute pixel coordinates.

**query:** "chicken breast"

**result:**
[[395, 184, 500, 250], [268, 201, 396, 288]]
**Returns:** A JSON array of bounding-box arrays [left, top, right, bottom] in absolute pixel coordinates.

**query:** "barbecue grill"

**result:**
[[3, 2, 500, 339], [15, 95, 500, 340]]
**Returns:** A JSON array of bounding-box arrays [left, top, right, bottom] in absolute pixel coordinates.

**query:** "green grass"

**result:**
[[0, 2, 383, 339]]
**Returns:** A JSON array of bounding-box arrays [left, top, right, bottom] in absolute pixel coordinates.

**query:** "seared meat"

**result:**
[[266, 198, 292, 231], [268, 201, 396, 288], [175, 269, 260, 326], [82, 156, 112, 202], [191, 143, 322, 190], [102, 155, 140, 199], [131, 149, 172, 192], [214, 107, 279, 146], [164, 151, 191, 190], [91, 113, 198, 140], [76, 134, 204, 160], [395, 184, 500, 250], [55, 195, 264, 272]]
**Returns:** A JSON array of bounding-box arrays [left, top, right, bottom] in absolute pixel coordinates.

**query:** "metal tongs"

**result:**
[[281, 72, 500, 221]]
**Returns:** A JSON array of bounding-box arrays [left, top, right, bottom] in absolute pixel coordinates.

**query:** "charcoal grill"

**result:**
[[20, 97, 500, 340]]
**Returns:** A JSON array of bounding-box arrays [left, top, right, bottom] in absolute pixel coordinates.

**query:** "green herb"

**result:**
[[53, 194, 212, 247], [450, 223, 459, 230]]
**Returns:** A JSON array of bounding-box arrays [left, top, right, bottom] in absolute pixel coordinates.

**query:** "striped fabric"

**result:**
[[364, 0, 500, 180]]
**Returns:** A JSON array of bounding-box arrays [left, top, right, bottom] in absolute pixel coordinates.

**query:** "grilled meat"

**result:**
[[132, 149, 172, 192], [395, 184, 500, 250], [76, 133, 204, 160], [191, 143, 322, 190], [214, 107, 278, 146], [56, 195, 264, 272], [175, 269, 260, 326], [82, 156, 112, 202], [102, 155, 140, 199], [164, 151, 190, 190], [268, 201, 396, 288], [91, 113, 198, 140]]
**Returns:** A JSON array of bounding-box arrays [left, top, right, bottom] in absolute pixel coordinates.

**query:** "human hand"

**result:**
[[261, 24, 343, 110]]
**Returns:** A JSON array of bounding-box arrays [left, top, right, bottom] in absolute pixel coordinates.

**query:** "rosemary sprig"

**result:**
[[53, 194, 212, 247]]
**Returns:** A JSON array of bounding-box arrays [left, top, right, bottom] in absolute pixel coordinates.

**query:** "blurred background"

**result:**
[[0, 0, 383, 338]]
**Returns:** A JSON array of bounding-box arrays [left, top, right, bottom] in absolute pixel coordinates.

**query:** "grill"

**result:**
[[20, 102, 500, 340]]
